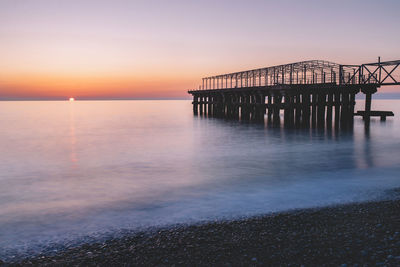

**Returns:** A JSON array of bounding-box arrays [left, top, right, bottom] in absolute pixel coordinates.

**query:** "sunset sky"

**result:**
[[0, 0, 399, 100]]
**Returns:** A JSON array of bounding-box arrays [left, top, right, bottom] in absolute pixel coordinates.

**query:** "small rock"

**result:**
[[387, 255, 393, 259]]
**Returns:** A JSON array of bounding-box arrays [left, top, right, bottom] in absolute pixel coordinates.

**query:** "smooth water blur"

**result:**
[[1, 100, 400, 259]]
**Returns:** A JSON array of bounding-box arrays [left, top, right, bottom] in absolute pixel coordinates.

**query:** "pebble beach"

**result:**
[[5, 197, 400, 266]]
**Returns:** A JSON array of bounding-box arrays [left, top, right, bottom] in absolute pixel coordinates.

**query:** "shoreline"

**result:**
[[5, 198, 400, 266]]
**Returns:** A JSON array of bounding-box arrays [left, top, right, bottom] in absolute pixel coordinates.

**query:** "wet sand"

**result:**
[[7, 198, 400, 266]]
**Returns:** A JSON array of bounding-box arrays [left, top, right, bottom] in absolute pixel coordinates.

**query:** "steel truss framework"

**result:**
[[197, 59, 400, 90]]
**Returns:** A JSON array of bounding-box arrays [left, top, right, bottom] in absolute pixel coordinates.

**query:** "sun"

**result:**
[[69, 97, 75, 101]]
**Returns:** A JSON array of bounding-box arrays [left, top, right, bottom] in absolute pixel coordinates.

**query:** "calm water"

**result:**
[[1, 100, 400, 259]]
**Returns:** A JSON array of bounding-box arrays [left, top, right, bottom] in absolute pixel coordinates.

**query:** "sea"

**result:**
[[0, 99, 400, 260]]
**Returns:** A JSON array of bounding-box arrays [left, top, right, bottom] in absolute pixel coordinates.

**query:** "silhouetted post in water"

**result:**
[[311, 93, 317, 127], [364, 92, 372, 128], [232, 94, 237, 119], [295, 93, 301, 127], [246, 94, 251, 120], [349, 93, 356, 127], [263, 95, 267, 115], [241, 94, 248, 121], [207, 96, 212, 116], [205, 96, 208, 116], [290, 94, 295, 126], [199, 96, 203, 115], [267, 94, 273, 121], [253, 93, 263, 121], [334, 92, 341, 129], [317, 92, 326, 128], [222, 94, 227, 117], [326, 93, 333, 129], [302, 92, 311, 127], [202, 96, 207, 116], [228, 94, 232, 118], [316, 93, 322, 128], [223, 94, 228, 118], [283, 93, 290, 126], [254, 91, 264, 121], [202, 96, 206, 116], [193, 95, 199, 115], [239, 94, 242, 119], [216, 94, 222, 117], [260, 93, 266, 120], [210, 95, 215, 117], [291, 94, 296, 126], [341, 92, 349, 129], [224, 94, 229, 118], [273, 94, 281, 125], [229, 94, 234, 119], [233, 94, 239, 119], [250, 94, 255, 120], [213, 95, 219, 117]]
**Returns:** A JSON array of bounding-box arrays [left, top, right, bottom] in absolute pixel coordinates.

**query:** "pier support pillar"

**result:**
[[199, 96, 203, 115], [259, 93, 266, 121], [241, 94, 250, 121], [267, 94, 273, 121], [326, 92, 333, 129], [311, 93, 317, 128], [317, 92, 326, 128], [207, 95, 212, 116], [193, 95, 199, 115], [232, 94, 239, 119], [334, 92, 341, 129], [364, 92, 372, 128], [340, 92, 350, 129], [295, 93, 301, 127], [349, 93, 356, 127], [283, 93, 292, 127], [273, 94, 281, 125], [302, 92, 310, 128]]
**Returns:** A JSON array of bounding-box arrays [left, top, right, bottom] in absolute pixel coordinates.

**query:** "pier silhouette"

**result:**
[[188, 58, 399, 128]]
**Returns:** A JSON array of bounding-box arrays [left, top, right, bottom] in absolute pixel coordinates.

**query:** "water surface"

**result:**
[[0, 100, 399, 259]]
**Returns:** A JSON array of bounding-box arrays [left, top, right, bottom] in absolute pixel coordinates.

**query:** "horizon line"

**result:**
[[2, 92, 400, 101], [0, 97, 192, 101]]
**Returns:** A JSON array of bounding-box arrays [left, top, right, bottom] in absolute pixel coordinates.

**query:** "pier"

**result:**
[[188, 59, 399, 128]]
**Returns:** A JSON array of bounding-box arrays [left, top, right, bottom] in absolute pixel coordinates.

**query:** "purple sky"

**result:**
[[0, 0, 399, 99]]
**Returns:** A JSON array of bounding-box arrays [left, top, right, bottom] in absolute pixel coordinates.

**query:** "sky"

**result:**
[[0, 0, 399, 100]]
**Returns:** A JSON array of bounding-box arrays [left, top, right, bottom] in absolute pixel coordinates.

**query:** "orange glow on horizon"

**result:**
[[0, 72, 197, 99]]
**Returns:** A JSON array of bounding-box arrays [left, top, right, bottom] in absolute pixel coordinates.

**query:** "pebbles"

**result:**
[[7, 199, 400, 266]]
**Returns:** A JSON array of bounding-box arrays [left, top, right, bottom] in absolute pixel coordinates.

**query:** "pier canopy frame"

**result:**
[[201, 60, 341, 90], [199, 59, 400, 90], [359, 60, 400, 86]]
